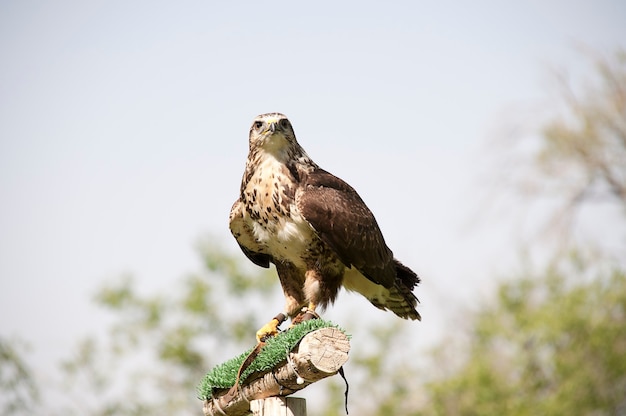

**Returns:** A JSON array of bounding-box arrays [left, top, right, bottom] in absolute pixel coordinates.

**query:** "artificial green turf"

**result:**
[[197, 319, 347, 400]]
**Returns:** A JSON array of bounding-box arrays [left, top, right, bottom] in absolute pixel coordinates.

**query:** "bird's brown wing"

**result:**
[[296, 168, 396, 288]]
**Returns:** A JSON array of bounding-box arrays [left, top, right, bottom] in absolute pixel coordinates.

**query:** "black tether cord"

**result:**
[[338, 366, 349, 415]]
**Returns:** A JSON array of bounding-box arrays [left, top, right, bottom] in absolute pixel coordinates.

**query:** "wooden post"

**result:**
[[203, 327, 349, 416], [250, 397, 306, 416]]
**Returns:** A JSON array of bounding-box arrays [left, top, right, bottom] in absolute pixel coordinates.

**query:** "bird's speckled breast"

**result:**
[[241, 157, 314, 266]]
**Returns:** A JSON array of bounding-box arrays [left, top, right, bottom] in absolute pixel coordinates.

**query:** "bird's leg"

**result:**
[[301, 302, 320, 320], [290, 302, 320, 327], [256, 312, 287, 343]]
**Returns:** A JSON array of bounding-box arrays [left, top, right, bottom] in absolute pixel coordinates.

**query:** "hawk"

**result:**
[[229, 113, 421, 341]]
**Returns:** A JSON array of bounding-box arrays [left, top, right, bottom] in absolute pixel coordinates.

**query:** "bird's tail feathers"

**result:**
[[368, 260, 421, 321], [394, 259, 420, 290]]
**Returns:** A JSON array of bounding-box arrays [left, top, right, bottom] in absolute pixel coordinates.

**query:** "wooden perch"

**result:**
[[203, 327, 350, 416]]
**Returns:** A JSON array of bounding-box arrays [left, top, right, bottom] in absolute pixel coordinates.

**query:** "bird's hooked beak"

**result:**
[[265, 117, 278, 133]]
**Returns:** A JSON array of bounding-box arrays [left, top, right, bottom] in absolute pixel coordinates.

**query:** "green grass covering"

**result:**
[[197, 319, 347, 400]]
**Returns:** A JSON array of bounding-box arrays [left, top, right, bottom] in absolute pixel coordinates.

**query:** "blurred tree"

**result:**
[[0, 337, 39, 415], [486, 49, 626, 252], [53, 238, 278, 416], [366, 49, 626, 416], [417, 256, 626, 416], [537, 50, 626, 206]]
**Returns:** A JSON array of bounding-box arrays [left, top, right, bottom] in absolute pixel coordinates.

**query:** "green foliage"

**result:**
[[418, 259, 626, 416], [55, 240, 278, 416], [0, 338, 39, 415], [353, 49, 626, 416], [197, 319, 347, 399]]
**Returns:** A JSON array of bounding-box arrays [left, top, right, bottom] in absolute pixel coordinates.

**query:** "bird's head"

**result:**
[[248, 113, 298, 156]]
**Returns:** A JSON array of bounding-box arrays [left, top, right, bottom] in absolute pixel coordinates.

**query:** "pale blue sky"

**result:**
[[1, 0, 625, 406]]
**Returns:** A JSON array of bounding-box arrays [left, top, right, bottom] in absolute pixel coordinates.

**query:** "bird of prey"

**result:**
[[229, 113, 420, 341]]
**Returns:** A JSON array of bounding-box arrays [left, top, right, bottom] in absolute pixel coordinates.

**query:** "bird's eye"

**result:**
[[279, 119, 290, 129], [253, 121, 263, 130]]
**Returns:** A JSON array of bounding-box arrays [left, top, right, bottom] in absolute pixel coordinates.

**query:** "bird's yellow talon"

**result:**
[[256, 313, 287, 342], [256, 319, 279, 343]]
